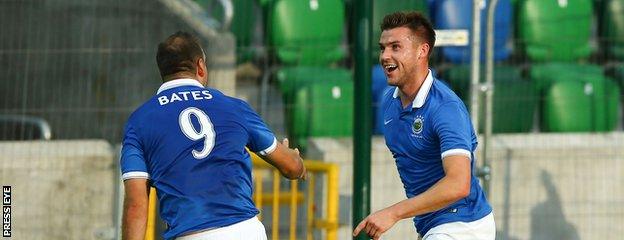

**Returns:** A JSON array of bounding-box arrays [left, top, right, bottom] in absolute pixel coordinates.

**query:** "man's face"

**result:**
[[378, 27, 424, 86]]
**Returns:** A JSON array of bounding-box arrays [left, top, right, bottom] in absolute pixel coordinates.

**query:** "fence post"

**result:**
[[352, 1, 373, 239]]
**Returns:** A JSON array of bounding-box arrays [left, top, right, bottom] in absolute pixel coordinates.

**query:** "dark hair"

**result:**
[[156, 31, 206, 79], [381, 11, 436, 55]]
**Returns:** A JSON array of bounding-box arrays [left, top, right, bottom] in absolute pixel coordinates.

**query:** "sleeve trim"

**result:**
[[122, 171, 150, 180], [441, 149, 471, 159], [258, 137, 278, 156]]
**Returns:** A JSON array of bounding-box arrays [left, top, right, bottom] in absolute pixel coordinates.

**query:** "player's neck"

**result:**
[[399, 66, 429, 108], [162, 73, 197, 83]]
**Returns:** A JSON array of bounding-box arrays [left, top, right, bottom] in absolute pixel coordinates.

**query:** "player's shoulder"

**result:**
[[379, 86, 397, 112], [125, 96, 159, 126], [382, 86, 395, 99], [204, 87, 224, 96], [205, 87, 250, 107], [431, 79, 459, 100], [431, 79, 464, 103], [204, 88, 262, 118], [428, 79, 467, 113], [381, 86, 397, 105]]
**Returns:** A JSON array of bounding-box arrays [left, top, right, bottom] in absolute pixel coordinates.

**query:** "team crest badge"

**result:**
[[412, 116, 424, 135]]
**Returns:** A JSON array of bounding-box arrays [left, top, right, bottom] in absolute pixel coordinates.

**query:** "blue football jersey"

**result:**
[[381, 70, 492, 236], [120, 79, 276, 239]]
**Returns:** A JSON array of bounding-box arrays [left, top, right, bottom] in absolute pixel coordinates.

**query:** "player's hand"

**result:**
[[298, 163, 307, 180], [282, 138, 306, 180], [282, 138, 300, 159], [353, 208, 399, 240], [282, 137, 294, 150]]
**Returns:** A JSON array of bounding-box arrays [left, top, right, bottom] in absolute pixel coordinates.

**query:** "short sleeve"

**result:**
[[120, 124, 149, 180], [432, 102, 473, 160], [238, 100, 277, 155]]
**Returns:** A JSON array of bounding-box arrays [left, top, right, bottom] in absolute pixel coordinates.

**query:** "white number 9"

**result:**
[[179, 107, 215, 159]]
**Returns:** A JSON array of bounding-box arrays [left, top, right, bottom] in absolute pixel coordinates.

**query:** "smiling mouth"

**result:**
[[384, 64, 398, 73]]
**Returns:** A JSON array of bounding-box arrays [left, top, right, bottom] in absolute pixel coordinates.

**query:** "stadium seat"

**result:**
[[444, 65, 523, 103], [600, 0, 624, 60], [530, 63, 621, 132], [371, 0, 429, 62], [277, 67, 352, 149], [374, 86, 395, 135], [529, 63, 604, 92], [265, 0, 346, 65], [543, 81, 593, 132], [277, 67, 351, 104], [371, 65, 386, 134], [371, 64, 387, 104], [518, 0, 593, 62], [262, 0, 351, 148], [491, 77, 538, 133], [433, 0, 512, 63], [291, 76, 353, 150], [442, 65, 537, 133], [543, 77, 620, 132], [608, 63, 624, 89]]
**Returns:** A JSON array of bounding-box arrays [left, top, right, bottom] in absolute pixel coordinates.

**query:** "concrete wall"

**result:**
[[308, 133, 624, 240], [488, 133, 624, 240], [0, 140, 117, 240]]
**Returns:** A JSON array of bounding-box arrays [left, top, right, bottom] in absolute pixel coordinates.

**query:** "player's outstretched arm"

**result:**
[[122, 178, 150, 240], [261, 138, 306, 180], [353, 155, 471, 239]]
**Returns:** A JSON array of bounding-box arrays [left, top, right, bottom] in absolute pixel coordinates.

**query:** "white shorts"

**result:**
[[422, 212, 495, 240], [176, 216, 267, 240]]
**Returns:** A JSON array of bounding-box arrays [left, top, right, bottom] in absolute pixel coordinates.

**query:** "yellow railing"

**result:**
[[250, 153, 339, 240], [145, 188, 157, 240], [143, 153, 339, 240]]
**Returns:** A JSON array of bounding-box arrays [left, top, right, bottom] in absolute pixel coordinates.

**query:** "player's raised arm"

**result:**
[[122, 178, 150, 240], [261, 138, 306, 180]]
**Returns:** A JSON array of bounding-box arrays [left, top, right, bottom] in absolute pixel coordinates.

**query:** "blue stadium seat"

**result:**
[[372, 65, 387, 134], [374, 86, 395, 135], [433, 0, 512, 63], [372, 64, 387, 105]]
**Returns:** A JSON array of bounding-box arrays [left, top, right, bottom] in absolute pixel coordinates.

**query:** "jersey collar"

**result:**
[[392, 69, 434, 108], [157, 78, 204, 94]]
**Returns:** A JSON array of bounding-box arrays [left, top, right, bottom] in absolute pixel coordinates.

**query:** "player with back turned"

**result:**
[[120, 31, 306, 240], [353, 12, 495, 240]]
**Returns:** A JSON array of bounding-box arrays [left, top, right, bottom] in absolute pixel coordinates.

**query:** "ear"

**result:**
[[196, 57, 206, 78], [420, 43, 430, 59]]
